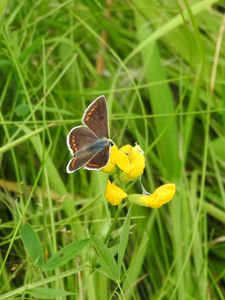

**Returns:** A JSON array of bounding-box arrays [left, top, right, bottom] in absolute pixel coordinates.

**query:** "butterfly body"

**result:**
[[86, 137, 112, 153], [66, 96, 113, 173], [73, 138, 112, 159]]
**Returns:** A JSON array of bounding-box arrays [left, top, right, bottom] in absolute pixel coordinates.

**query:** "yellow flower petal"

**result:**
[[101, 145, 118, 174], [128, 184, 176, 208], [153, 184, 176, 205], [105, 180, 127, 206], [116, 144, 145, 181], [115, 147, 132, 174], [119, 144, 132, 155], [128, 145, 145, 179]]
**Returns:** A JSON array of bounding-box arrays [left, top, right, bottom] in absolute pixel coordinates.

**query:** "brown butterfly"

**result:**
[[66, 95, 114, 173]]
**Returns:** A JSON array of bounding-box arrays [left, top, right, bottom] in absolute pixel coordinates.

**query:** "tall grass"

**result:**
[[1, 1, 225, 299]]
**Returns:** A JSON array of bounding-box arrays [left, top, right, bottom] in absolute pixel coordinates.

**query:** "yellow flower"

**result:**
[[101, 145, 118, 174], [116, 144, 145, 181], [105, 180, 127, 206], [128, 184, 176, 208]]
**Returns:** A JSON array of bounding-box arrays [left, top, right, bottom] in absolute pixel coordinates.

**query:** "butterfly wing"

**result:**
[[84, 147, 110, 170], [67, 125, 98, 155], [82, 95, 109, 138], [66, 151, 97, 173]]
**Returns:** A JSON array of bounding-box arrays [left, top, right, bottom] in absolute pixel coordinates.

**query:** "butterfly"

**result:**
[[66, 95, 114, 173]]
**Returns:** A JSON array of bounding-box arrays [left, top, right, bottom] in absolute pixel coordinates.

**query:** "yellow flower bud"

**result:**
[[128, 184, 176, 208], [105, 180, 127, 206]]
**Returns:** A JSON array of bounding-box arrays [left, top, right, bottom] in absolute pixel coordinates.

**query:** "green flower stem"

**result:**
[[127, 194, 142, 206], [104, 204, 123, 245]]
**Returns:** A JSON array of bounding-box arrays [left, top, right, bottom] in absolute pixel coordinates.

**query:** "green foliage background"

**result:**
[[1, 0, 225, 299]]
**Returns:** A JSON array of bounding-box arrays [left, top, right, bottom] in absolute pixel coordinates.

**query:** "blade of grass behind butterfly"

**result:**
[[118, 206, 132, 276], [121, 210, 157, 297], [136, 22, 181, 180], [21, 125, 85, 240], [0, 0, 7, 24], [86, 171, 110, 300], [134, 11, 186, 298], [134, 1, 209, 296]]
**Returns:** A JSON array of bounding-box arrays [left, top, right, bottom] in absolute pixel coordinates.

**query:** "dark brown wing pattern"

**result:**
[[67, 125, 98, 155], [85, 147, 110, 170], [66, 151, 96, 173], [82, 95, 109, 138]]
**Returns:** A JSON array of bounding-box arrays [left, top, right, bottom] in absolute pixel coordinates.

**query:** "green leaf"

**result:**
[[15, 103, 30, 117], [19, 222, 44, 266], [135, 13, 181, 180], [211, 137, 225, 161], [44, 239, 89, 271], [91, 235, 119, 282], [118, 206, 132, 274], [27, 287, 74, 299], [0, 0, 7, 22]]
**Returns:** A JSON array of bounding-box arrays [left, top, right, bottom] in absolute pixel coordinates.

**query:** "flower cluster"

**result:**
[[102, 144, 176, 208]]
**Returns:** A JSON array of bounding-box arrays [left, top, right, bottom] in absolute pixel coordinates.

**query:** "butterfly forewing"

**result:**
[[67, 126, 98, 155], [82, 95, 109, 138], [85, 147, 110, 170]]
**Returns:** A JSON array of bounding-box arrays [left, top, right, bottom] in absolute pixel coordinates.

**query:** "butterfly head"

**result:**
[[107, 139, 114, 147]]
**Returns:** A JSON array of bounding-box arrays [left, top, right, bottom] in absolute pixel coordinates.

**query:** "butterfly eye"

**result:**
[[109, 141, 114, 147]]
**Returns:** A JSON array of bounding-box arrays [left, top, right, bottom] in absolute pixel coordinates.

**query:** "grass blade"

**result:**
[[44, 239, 89, 271], [27, 287, 74, 299], [91, 236, 119, 282], [118, 206, 132, 274], [19, 222, 44, 267]]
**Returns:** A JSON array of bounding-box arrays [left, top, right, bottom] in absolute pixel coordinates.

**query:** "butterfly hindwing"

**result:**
[[85, 147, 110, 170], [66, 151, 96, 173], [82, 95, 109, 138]]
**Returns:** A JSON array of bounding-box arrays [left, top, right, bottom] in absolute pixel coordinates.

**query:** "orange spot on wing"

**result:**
[[84, 104, 98, 123], [71, 158, 77, 168], [87, 162, 99, 167], [71, 136, 78, 151]]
